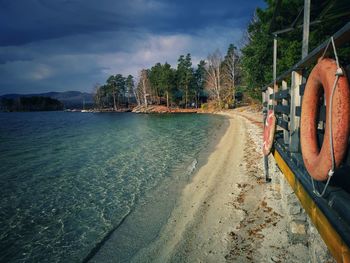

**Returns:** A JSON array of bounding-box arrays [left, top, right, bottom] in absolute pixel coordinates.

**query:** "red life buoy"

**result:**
[[301, 58, 350, 181], [263, 109, 276, 156]]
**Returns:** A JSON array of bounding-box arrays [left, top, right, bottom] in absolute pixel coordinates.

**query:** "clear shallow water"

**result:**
[[0, 112, 225, 262]]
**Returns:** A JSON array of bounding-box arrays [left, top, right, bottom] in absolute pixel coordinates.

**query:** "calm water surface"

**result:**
[[0, 112, 226, 262]]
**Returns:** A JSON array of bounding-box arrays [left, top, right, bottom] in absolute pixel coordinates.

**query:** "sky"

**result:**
[[0, 0, 265, 95]]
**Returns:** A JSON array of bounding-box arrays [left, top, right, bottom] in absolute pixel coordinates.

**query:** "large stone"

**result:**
[[289, 204, 301, 215], [290, 221, 306, 235], [290, 213, 307, 222]]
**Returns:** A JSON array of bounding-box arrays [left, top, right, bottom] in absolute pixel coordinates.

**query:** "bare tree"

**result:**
[[133, 76, 141, 106], [205, 49, 223, 108], [136, 69, 151, 107], [222, 44, 239, 105]]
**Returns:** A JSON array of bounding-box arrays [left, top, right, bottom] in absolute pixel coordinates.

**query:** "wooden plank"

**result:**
[[299, 83, 306, 96], [262, 91, 269, 181], [282, 80, 290, 144], [268, 86, 274, 107], [276, 117, 289, 130], [274, 83, 279, 105], [262, 91, 268, 110], [269, 89, 290, 100], [275, 105, 290, 114], [289, 71, 302, 152]]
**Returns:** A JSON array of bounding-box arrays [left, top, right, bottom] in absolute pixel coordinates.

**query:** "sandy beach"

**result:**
[[132, 106, 311, 263]]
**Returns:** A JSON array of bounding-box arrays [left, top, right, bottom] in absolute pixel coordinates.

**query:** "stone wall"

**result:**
[[269, 156, 335, 263]]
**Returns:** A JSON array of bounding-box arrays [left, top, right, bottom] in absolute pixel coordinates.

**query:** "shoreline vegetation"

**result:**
[[91, 49, 241, 114], [0, 97, 250, 113]]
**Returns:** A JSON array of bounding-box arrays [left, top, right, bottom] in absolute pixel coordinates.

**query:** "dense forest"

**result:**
[[0, 97, 64, 112], [94, 0, 350, 110]]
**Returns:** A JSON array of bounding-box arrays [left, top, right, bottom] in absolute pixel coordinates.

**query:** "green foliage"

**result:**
[[115, 74, 126, 94], [95, 74, 129, 109], [177, 54, 194, 107], [148, 62, 177, 106], [149, 63, 163, 99], [126, 75, 134, 96], [194, 60, 206, 91], [141, 56, 210, 108], [240, 0, 350, 100], [201, 103, 208, 110], [192, 60, 206, 107]]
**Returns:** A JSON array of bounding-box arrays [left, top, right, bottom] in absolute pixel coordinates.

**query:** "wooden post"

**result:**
[[273, 35, 278, 105], [289, 71, 302, 152], [273, 35, 277, 82], [282, 80, 289, 145], [262, 91, 267, 107], [262, 89, 271, 182], [268, 86, 274, 108], [302, 0, 311, 59]]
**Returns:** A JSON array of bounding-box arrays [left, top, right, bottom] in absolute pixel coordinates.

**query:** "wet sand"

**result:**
[[132, 106, 309, 263]]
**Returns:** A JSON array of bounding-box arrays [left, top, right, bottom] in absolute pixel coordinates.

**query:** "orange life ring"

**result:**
[[301, 58, 350, 181], [263, 109, 276, 156]]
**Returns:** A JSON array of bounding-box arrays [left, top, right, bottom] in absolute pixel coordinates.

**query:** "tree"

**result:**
[[159, 62, 174, 108], [133, 76, 142, 106], [149, 63, 163, 104], [194, 60, 206, 108], [100, 84, 110, 108], [93, 83, 103, 109], [177, 53, 193, 108], [106, 75, 117, 111], [205, 49, 223, 108], [137, 69, 151, 107], [114, 74, 126, 108], [222, 44, 240, 106], [126, 75, 134, 106]]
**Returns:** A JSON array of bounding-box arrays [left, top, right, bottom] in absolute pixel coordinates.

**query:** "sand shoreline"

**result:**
[[131, 106, 310, 262]]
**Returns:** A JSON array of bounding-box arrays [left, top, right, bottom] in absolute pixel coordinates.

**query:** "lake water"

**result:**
[[0, 112, 226, 262]]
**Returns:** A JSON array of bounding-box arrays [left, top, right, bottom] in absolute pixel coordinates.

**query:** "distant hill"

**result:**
[[0, 96, 64, 112], [0, 91, 94, 109]]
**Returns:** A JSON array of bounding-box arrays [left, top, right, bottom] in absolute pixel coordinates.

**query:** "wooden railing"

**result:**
[[262, 22, 350, 153], [261, 22, 350, 262]]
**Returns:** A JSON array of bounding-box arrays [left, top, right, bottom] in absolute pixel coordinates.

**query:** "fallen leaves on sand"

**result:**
[[225, 119, 284, 262]]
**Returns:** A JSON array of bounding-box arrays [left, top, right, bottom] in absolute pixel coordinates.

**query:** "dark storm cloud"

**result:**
[[1, 0, 260, 46], [1, 0, 129, 46], [0, 0, 265, 94]]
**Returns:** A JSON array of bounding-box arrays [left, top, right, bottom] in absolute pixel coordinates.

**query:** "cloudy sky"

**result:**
[[0, 0, 265, 95]]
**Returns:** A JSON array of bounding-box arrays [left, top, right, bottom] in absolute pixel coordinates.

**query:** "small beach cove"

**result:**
[[0, 107, 312, 263], [129, 106, 310, 263]]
